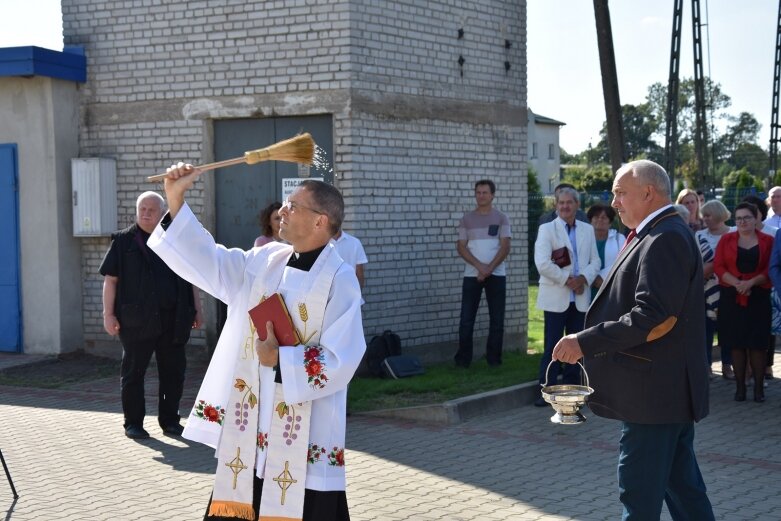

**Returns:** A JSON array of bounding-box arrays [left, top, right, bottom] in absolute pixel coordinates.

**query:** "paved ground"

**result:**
[[1, 354, 780, 520]]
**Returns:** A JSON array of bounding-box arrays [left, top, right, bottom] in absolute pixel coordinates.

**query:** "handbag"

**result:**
[[551, 246, 571, 268]]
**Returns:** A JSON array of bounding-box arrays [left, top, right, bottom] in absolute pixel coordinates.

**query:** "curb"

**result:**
[[358, 380, 542, 425]]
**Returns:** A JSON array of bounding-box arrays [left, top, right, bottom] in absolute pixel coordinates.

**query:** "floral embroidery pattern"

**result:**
[[194, 400, 225, 425], [307, 443, 327, 464], [328, 447, 345, 467], [233, 379, 258, 432], [304, 346, 328, 390], [257, 432, 268, 451]]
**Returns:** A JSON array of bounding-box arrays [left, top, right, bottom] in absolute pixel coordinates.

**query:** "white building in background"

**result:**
[[528, 108, 565, 194]]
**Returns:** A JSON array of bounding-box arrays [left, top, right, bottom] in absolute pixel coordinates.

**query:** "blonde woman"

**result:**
[[676, 188, 704, 232]]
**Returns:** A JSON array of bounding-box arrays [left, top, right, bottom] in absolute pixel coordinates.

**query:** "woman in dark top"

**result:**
[[714, 202, 774, 402]]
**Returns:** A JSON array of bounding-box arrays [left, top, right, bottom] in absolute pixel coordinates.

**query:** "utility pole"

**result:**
[[691, 0, 709, 189], [770, 0, 781, 185], [593, 0, 626, 174], [664, 0, 683, 189]]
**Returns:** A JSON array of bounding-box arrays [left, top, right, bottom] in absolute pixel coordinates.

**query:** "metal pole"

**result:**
[[0, 449, 19, 499]]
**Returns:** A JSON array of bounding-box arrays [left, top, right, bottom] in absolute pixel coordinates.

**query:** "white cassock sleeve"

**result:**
[[278, 266, 365, 403], [147, 203, 251, 305]]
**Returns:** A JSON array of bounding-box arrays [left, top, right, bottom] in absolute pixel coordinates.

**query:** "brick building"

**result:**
[[54, 0, 530, 361]]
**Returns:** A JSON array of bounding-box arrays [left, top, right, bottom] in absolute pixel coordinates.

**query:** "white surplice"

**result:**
[[148, 203, 365, 492]]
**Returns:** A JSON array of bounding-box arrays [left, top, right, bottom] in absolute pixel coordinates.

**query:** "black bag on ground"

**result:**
[[365, 330, 403, 377], [365, 330, 404, 377], [381, 355, 425, 379]]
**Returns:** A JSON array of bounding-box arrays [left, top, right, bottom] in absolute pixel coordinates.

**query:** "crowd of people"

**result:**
[[533, 181, 781, 406]]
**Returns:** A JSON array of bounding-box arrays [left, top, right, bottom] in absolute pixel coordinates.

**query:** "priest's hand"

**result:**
[[162, 162, 204, 218], [552, 334, 583, 364], [256, 321, 280, 367]]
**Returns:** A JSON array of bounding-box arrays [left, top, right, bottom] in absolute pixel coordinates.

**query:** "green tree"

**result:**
[[646, 77, 732, 146], [731, 143, 768, 179], [528, 167, 545, 282], [714, 112, 761, 162], [579, 164, 614, 192], [592, 103, 664, 164]]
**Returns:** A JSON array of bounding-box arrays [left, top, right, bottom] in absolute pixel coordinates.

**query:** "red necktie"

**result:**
[[621, 230, 636, 252]]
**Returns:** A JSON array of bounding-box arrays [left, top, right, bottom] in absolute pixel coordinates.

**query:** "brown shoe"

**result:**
[[722, 364, 735, 380]]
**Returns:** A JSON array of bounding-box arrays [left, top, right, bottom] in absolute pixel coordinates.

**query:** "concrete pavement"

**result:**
[[1, 355, 780, 520]]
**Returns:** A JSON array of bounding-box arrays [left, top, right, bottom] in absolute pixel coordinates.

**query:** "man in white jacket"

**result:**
[[149, 165, 364, 521], [533, 187, 601, 406]]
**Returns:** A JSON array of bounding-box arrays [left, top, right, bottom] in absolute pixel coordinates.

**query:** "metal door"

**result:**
[[0, 144, 21, 352], [214, 115, 334, 249]]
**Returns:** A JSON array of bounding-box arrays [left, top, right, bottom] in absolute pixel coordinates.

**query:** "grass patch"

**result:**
[[0, 353, 119, 389], [348, 351, 541, 412], [348, 285, 544, 412]]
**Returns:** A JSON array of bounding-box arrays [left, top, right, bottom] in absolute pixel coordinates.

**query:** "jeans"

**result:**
[[455, 275, 506, 366], [539, 302, 584, 385], [618, 422, 714, 521]]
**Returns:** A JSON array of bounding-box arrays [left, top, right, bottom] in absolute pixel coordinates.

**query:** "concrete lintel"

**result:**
[[85, 90, 351, 126], [351, 89, 527, 126]]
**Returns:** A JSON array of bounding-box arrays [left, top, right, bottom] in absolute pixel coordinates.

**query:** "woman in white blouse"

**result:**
[[587, 203, 626, 300]]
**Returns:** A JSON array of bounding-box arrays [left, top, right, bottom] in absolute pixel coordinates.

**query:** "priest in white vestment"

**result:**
[[148, 166, 365, 521]]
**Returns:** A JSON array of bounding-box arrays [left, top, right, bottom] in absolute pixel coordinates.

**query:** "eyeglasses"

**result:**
[[735, 216, 755, 222], [281, 198, 324, 215]]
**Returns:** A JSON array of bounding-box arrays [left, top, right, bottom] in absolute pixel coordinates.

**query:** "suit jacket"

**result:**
[[534, 218, 601, 312], [577, 207, 709, 424]]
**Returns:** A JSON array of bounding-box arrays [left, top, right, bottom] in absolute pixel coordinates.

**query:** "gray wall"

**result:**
[[63, 0, 529, 357], [0, 76, 84, 354]]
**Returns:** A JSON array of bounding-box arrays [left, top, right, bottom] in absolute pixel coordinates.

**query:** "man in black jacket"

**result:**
[[553, 160, 713, 520], [100, 191, 202, 439]]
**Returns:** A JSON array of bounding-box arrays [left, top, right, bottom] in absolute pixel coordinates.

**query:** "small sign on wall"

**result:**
[[281, 177, 323, 202]]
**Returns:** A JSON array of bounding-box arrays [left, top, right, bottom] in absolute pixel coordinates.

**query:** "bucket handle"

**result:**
[[541, 360, 590, 388]]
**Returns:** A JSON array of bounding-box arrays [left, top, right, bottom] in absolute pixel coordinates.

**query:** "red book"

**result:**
[[248, 293, 300, 346]]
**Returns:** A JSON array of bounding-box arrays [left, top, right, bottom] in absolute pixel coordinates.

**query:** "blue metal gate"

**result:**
[[0, 144, 21, 352]]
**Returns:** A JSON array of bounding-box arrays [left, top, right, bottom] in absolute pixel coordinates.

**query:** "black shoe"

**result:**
[[534, 396, 548, 407], [454, 361, 470, 369], [161, 423, 184, 437], [754, 392, 766, 403], [734, 391, 746, 402], [125, 425, 150, 439]]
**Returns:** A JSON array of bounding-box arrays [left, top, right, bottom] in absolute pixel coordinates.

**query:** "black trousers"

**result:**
[[120, 314, 186, 428], [455, 275, 506, 366], [204, 476, 350, 521]]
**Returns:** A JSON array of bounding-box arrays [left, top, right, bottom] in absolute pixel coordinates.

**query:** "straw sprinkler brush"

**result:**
[[147, 132, 315, 182]]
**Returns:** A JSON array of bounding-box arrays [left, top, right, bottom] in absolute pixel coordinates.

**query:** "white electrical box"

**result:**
[[72, 158, 117, 236]]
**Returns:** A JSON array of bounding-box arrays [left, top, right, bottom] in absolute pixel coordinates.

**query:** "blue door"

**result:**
[[0, 144, 21, 352]]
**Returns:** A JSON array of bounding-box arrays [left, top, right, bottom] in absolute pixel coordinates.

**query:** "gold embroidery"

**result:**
[[225, 447, 248, 489], [646, 316, 677, 342], [273, 460, 298, 505], [243, 295, 266, 359], [296, 302, 317, 344]]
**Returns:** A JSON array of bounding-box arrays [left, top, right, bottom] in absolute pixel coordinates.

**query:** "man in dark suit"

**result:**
[[553, 160, 714, 520]]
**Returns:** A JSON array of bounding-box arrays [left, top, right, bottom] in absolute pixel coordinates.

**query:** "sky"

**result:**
[[1, 1, 778, 155], [528, 0, 778, 153]]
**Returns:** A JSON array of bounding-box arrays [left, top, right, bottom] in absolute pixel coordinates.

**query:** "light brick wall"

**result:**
[[63, 0, 528, 356]]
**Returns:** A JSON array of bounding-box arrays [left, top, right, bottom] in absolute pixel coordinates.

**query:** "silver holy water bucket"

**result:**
[[540, 360, 594, 425]]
